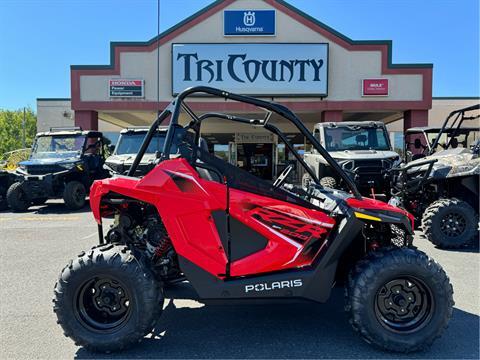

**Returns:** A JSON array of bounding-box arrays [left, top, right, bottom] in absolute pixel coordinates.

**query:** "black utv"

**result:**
[[7, 127, 109, 211], [104, 126, 169, 176], [390, 104, 479, 248]]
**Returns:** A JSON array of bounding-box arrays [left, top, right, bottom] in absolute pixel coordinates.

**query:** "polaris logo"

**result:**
[[245, 279, 303, 293]]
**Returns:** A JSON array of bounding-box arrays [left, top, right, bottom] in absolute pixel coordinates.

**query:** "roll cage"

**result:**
[[128, 86, 362, 199], [429, 104, 480, 155]]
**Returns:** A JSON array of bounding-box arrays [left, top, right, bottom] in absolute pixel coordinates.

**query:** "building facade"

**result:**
[[36, 0, 478, 180]]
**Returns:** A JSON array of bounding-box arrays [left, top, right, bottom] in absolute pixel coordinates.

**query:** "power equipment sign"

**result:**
[[109, 79, 144, 98], [172, 43, 329, 96]]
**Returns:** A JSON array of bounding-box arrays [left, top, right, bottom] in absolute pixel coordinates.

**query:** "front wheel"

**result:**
[[320, 176, 337, 189], [63, 181, 87, 210], [53, 244, 164, 352], [346, 248, 453, 353], [422, 198, 478, 248], [6, 182, 30, 211]]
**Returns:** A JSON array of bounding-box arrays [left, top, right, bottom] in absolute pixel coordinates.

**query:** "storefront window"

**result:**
[[277, 143, 286, 164], [213, 144, 229, 161]]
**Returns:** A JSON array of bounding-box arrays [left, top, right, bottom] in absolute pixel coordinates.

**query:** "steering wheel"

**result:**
[[273, 164, 294, 188]]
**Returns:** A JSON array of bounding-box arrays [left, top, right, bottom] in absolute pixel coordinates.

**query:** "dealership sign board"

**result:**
[[109, 79, 144, 98], [224, 10, 275, 36], [172, 43, 328, 96], [235, 133, 274, 143], [362, 79, 389, 96]]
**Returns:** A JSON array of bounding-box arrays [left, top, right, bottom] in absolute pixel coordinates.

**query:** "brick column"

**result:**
[[403, 110, 428, 132], [74, 110, 98, 130], [321, 110, 342, 123]]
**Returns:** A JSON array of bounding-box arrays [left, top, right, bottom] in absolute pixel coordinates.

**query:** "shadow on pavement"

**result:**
[[75, 285, 479, 359], [34, 200, 92, 215]]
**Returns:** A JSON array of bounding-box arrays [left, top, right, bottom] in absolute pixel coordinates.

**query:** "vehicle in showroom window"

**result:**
[[53, 87, 453, 353]]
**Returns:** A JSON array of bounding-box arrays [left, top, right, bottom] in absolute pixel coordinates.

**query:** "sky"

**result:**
[[0, 0, 478, 110]]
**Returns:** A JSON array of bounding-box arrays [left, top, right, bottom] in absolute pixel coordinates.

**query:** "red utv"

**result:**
[[53, 87, 453, 353]]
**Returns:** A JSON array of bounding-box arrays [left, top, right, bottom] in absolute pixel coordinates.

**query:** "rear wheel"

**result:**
[[63, 181, 86, 210], [53, 244, 164, 352], [302, 173, 312, 188], [0, 186, 8, 211], [422, 198, 477, 248], [346, 248, 453, 353], [6, 182, 30, 211]]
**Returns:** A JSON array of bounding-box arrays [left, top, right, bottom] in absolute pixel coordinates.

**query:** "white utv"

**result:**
[[104, 127, 169, 176], [303, 121, 401, 198]]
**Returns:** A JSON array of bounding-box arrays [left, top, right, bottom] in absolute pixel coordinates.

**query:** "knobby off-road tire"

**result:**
[[422, 198, 478, 248], [53, 244, 164, 352], [346, 247, 453, 353], [320, 176, 337, 189], [63, 181, 86, 210], [6, 182, 30, 211], [302, 173, 312, 188]]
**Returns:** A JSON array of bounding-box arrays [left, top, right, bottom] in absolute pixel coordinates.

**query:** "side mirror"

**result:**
[[414, 138, 422, 149], [108, 144, 115, 153]]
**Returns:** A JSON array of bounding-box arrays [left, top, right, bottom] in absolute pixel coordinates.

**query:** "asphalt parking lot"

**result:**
[[0, 200, 478, 359]]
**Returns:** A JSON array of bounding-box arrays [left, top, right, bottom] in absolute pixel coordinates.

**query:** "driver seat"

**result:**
[[195, 138, 222, 183]]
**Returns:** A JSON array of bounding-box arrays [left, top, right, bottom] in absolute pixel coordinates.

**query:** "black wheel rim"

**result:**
[[440, 211, 466, 238], [374, 276, 433, 333], [75, 276, 131, 333], [73, 185, 85, 204]]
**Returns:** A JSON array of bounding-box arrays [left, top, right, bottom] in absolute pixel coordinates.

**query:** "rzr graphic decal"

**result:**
[[249, 207, 331, 244], [163, 169, 208, 195]]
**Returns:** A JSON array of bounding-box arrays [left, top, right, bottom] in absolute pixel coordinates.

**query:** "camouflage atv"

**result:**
[[390, 104, 479, 248]]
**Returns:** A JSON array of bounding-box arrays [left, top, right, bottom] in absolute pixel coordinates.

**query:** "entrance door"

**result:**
[[236, 143, 274, 180]]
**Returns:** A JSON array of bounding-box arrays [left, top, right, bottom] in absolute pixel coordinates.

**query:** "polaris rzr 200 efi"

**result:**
[[54, 87, 453, 353], [7, 127, 108, 211]]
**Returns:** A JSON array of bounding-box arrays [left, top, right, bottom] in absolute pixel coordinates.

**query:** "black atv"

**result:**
[[7, 127, 109, 211], [390, 104, 479, 248]]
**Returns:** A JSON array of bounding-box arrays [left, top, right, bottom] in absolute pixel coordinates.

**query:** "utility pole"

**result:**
[[22, 107, 26, 149]]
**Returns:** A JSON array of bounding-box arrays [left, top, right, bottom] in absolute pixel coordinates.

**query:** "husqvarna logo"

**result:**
[[245, 279, 303, 293], [243, 11, 255, 26]]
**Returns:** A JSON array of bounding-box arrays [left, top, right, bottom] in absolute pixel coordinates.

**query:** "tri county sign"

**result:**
[[172, 43, 329, 96]]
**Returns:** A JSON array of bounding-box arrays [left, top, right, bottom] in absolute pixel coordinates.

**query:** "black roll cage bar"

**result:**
[[128, 86, 362, 199], [429, 104, 480, 155]]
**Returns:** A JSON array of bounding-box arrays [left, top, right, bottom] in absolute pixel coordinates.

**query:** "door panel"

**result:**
[[228, 188, 335, 277], [140, 159, 228, 277]]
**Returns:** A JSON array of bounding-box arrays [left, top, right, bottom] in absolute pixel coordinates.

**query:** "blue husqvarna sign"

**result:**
[[224, 9, 276, 36]]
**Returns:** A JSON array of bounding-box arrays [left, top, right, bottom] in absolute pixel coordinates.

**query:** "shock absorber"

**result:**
[[145, 221, 172, 258]]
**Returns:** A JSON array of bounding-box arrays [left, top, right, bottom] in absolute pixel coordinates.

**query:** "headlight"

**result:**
[[16, 165, 27, 174]]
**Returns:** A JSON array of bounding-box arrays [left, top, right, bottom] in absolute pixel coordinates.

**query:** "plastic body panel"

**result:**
[[91, 158, 336, 278]]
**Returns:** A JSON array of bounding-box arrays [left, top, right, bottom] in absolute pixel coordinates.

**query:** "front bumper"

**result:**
[[15, 169, 70, 198]]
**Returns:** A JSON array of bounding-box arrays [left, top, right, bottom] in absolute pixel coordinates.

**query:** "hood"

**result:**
[[407, 148, 479, 178], [19, 157, 79, 166], [105, 153, 156, 165], [331, 150, 399, 161]]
